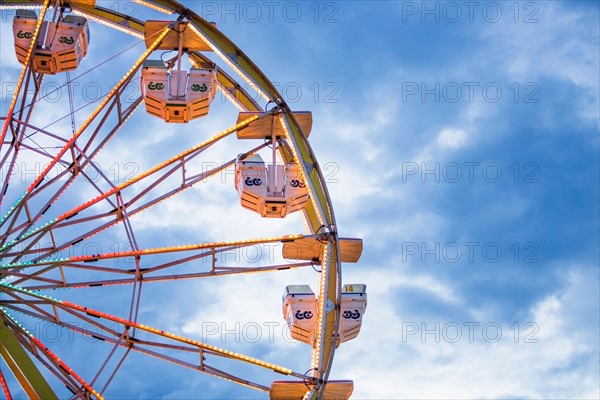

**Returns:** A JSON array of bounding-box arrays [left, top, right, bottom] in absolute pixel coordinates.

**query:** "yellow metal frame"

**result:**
[[1, 319, 58, 399]]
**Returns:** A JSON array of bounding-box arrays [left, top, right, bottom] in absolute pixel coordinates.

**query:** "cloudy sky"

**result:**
[[1, 1, 599, 399]]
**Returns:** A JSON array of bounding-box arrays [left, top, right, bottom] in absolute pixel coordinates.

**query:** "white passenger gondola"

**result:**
[[281, 284, 367, 347], [13, 9, 89, 74], [282, 285, 318, 346], [139, 20, 217, 123], [234, 111, 312, 217], [140, 60, 216, 123], [338, 284, 368, 345], [235, 154, 309, 218]]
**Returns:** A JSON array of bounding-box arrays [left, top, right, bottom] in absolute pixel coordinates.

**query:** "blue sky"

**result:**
[[0, 0, 599, 399]]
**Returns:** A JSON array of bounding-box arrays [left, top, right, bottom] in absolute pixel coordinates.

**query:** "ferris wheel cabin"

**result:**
[[234, 112, 313, 218], [13, 9, 89, 74], [235, 154, 309, 218], [338, 284, 367, 345], [140, 60, 216, 123], [282, 284, 367, 347], [282, 285, 318, 345], [139, 20, 217, 123]]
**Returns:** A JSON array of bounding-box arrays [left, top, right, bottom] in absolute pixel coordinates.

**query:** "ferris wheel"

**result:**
[[0, 1, 365, 398]]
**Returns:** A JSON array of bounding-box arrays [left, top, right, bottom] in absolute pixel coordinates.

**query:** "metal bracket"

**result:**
[[324, 299, 335, 314], [303, 160, 315, 175]]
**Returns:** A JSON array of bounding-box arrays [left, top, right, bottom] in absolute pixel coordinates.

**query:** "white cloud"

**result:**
[[479, 2, 599, 123], [335, 264, 599, 399], [437, 128, 468, 149]]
